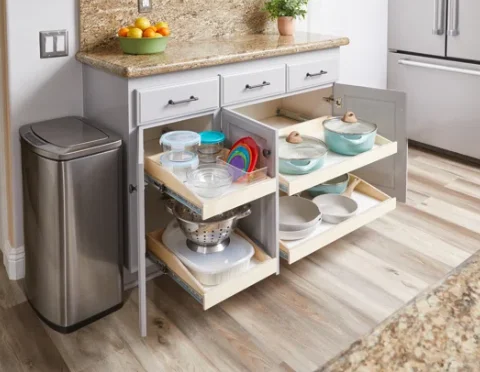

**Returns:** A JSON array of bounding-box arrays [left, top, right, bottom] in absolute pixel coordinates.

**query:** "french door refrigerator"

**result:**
[[388, 0, 480, 160]]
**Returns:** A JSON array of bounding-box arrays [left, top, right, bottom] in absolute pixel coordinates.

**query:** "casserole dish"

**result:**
[[279, 134, 328, 175]]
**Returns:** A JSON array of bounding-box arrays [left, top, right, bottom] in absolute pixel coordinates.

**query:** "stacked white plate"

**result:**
[[279, 196, 322, 240]]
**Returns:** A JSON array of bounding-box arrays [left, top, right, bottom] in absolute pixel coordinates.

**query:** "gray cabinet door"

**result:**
[[447, 0, 480, 61], [389, 0, 446, 57], [333, 84, 407, 202]]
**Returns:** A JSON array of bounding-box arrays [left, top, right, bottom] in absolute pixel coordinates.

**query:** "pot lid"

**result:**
[[323, 115, 377, 135], [160, 131, 201, 150], [279, 135, 328, 160]]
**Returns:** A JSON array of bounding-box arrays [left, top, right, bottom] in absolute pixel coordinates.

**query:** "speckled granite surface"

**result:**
[[79, 0, 276, 51], [319, 251, 480, 372], [76, 33, 349, 78]]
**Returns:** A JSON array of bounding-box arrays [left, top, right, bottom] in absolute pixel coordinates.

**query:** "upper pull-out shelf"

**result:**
[[276, 117, 398, 195], [144, 142, 276, 220]]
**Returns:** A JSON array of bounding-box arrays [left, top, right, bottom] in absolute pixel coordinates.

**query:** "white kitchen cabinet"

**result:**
[[82, 46, 407, 337]]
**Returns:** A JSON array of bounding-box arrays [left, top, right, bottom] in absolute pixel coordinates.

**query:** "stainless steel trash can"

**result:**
[[20, 117, 123, 333]]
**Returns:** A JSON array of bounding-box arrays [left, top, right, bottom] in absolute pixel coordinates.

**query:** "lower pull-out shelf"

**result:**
[[147, 229, 278, 309], [280, 178, 396, 264]]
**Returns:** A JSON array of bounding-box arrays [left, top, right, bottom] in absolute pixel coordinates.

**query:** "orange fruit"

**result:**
[[158, 27, 170, 37], [143, 28, 156, 38], [118, 27, 129, 37]]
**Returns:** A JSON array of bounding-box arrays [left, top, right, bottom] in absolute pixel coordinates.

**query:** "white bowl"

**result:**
[[279, 222, 321, 241], [279, 196, 321, 231]]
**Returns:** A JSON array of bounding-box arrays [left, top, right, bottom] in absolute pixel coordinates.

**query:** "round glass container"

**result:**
[[160, 151, 199, 181], [160, 131, 201, 153], [198, 131, 225, 163]]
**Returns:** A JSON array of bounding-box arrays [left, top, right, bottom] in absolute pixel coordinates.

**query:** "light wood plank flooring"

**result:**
[[1, 146, 479, 372]]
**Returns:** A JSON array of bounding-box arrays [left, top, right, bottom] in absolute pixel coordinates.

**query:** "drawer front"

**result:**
[[287, 58, 339, 92], [221, 66, 286, 106], [137, 78, 219, 125]]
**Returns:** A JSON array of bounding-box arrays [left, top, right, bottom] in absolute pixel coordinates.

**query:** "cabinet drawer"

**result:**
[[137, 78, 219, 125], [280, 177, 396, 264], [147, 228, 277, 310], [221, 66, 286, 106], [287, 58, 339, 92]]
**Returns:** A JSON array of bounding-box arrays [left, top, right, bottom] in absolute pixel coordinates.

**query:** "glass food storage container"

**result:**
[[160, 131, 201, 153], [198, 131, 225, 163], [159, 151, 199, 181]]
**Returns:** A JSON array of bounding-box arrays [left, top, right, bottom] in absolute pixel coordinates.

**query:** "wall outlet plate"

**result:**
[[138, 0, 152, 13], [39, 30, 69, 58]]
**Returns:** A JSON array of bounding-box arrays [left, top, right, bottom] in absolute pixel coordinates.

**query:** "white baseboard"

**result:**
[[3, 240, 25, 280]]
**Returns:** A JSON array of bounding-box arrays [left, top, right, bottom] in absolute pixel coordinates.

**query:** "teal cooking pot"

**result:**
[[323, 114, 378, 156], [279, 135, 328, 175], [308, 174, 349, 197]]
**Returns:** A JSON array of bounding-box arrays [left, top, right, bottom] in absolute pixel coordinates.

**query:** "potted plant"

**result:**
[[263, 0, 309, 36]]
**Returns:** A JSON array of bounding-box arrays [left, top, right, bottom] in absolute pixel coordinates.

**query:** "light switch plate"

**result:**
[[40, 30, 69, 58], [138, 0, 152, 13]]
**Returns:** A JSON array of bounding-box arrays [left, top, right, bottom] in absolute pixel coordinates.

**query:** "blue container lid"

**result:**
[[200, 131, 225, 145]]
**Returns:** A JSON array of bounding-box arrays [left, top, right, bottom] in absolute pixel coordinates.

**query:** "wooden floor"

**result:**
[[1, 146, 480, 372]]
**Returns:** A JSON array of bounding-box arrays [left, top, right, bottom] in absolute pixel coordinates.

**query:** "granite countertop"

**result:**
[[319, 251, 480, 372], [76, 32, 349, 78]]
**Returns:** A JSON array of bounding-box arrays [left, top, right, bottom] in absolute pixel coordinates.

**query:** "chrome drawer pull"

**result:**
[[245, 81, 271, 89], [168, 96, 199, 105], [306, 70, 328, 77]]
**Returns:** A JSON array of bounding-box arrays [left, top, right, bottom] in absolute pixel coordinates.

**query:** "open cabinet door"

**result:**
[[333, 84, 407, 202], [222, 109, 279, 267], [137, 128, 147, 337]]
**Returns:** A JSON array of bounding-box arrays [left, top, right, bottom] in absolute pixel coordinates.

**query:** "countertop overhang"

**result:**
[[76, 32, 349, 78]]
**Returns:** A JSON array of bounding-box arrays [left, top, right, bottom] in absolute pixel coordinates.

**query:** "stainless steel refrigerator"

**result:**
[[388, 0, 480, 160]]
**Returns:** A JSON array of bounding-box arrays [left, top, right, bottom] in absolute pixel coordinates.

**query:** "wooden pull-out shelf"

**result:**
[[280, 177, 396, 264], [277, 117, 398, 196], [147, 229, 278, 310], [144, 151, 277, 220]]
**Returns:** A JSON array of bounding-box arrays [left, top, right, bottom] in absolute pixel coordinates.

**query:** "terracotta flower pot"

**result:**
[[277, 17, 295, 36]]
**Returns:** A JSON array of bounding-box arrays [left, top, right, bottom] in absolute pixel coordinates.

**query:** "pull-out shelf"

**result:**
[[144, 149, 277, 219], [147, 229, 278, 309], [280, 177, 396, 264]]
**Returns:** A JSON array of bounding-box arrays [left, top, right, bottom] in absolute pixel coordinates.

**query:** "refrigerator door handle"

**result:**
[[432, 0, 445, 35], [447, 0, 459, 36], [398, 59, 480, 77]]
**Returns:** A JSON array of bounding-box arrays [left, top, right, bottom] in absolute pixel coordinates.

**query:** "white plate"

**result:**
[[280, 222, 321, 241], [279, 196, 321, 231]]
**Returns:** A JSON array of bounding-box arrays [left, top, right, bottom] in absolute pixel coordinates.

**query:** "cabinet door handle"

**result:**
[[306, 70, 328, 77], [168, 96, 199, 105], [398, 59, 480, 77], [432, 0, 445, 35], [447, 0, 459, 36], [245, 81, 271, 89]]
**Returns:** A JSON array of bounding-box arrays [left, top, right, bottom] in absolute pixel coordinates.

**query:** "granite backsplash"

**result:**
[[79, 0, 276, 51]]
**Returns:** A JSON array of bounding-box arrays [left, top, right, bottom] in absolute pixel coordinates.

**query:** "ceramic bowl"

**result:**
[[279, 196, 321, 231]]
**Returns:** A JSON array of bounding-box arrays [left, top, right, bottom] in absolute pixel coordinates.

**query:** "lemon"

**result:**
[[135, 17, 151, 31], [127, 27, 143, 38], [154, 33, 163, 38], [155, 21, 168, 29]]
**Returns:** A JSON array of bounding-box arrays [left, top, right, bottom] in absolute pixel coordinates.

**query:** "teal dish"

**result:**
[[308, 174, 349, 197], [323, 116, 378, 156], [279, 135, 328, 175]]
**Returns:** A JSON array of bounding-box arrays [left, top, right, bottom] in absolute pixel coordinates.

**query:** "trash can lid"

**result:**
[[20, 117, 122, 161]]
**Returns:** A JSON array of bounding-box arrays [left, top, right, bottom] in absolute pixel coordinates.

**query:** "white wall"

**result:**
[[6, 0, 83, 248], [0, 3, 8, 252], [302, 0, 388, 89]]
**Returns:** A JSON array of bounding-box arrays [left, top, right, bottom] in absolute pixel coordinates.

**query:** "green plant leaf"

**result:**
[[263, 0, 309, 20]]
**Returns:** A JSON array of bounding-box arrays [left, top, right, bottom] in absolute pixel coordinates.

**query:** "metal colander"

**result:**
[[166, 200, 251, 253]]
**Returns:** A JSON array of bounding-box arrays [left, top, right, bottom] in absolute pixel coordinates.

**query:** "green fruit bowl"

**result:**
[[118, 36, 169, 55]]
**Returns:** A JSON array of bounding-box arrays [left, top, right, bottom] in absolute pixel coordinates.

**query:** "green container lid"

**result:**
[[118, 36, 169, 55]]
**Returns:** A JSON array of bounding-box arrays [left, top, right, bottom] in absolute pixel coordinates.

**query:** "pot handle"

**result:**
[[339, 134, 370, 145], [283, 160, 319, 173], [165, 199, 175, 215], [236, 205, 252, 220]]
